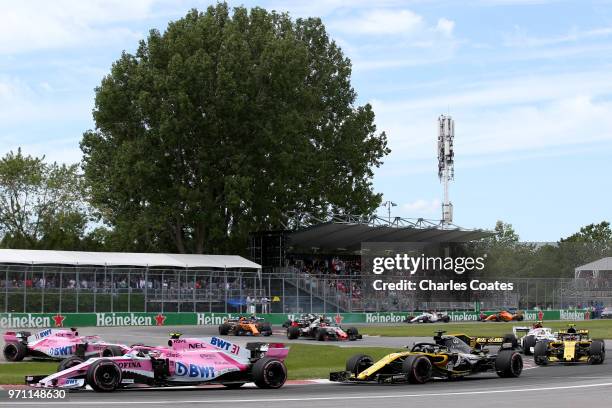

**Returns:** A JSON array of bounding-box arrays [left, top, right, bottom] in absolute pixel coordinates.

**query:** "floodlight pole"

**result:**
[[382, 201, 397, 225], [438, 115, 454, 227]]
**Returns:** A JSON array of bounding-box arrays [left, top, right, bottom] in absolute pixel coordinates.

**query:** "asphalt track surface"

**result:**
[[2, 325, 612, 408]]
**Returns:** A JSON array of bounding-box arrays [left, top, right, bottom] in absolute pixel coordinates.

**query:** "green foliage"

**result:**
[[81, 4, 389, 254], [0, 149, 101, 250]]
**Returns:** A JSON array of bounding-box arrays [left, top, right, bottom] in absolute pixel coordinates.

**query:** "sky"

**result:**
[[0, 0, 611, 241]]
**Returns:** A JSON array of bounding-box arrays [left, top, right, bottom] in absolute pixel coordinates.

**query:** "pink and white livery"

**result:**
[[3, 328, 130, 363], [26, 334, 289, 392]]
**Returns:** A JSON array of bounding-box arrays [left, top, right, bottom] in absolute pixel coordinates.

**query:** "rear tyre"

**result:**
[[495, 350, 523, 378], [346, 354, 373, 376], [287, 326, 300, 340], [402, 355, 433, 384], [522, 335, 536, 355], [441, 315, 450, 323], [260, 324, 272, 336], [252, 357, 287, 389], [346, 327, 359, 340], [86, 359, 122, 392], [588, 340, 606, 365], [102, 345, 124, 357], [502, 334, 519, 349], [534, 341, 549, 365], [58, 356, 84, 372], [218, 324, 230, 335], [3, 342, 27, 361], [516, 315, 524, 321]]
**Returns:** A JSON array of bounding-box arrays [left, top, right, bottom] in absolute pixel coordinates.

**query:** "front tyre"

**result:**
[[588, 340, 606, 365], [3, 342, 27, 361], [495, 350, 523, 378], [252, 357, 287, 389], [402, 355, 433, 384], [58, 356, 84, 372], [86, 359, 122, 392], [346, 354, 373, 376]]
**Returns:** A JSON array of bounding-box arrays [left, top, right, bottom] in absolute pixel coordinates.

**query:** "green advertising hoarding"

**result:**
[[0, 309, 593, 328]]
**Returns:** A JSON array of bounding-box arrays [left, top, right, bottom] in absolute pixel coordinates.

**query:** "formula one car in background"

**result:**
[[330, 331, 523, 384], [26, 334, 288, 392], [286, 314, 361, 341], [218, 316, 272, 336], [3, 328, 129, 362], [404, 311, 450, 323], [534, 325, 605, 365], [480, 310, 524, 322], [512, 321, 556, 355]]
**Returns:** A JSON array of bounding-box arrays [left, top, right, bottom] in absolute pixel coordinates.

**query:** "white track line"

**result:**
[[3, 381, 612, 405]]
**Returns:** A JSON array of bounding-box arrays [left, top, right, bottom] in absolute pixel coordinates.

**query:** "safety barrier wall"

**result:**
[[0, 309, 593, 328]]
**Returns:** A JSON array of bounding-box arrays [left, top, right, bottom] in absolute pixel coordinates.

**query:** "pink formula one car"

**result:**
[[3, 328, 130, 363], [26, 334, 289, 392]]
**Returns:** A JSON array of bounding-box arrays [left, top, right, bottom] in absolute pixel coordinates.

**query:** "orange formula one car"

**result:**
[[218, 316, 273, 336], [480, 310, 524, 322]]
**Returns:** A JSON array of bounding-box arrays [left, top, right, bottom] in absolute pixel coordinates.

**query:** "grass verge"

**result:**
[[358, 320, 612, 338]]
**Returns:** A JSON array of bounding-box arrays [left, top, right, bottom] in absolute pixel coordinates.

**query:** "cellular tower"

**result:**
[[438, 115, 454, 226]]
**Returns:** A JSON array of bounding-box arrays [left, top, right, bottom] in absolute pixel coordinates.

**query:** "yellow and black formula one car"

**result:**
[[534, 325, 605, 365], [330, 331, 523, 384]]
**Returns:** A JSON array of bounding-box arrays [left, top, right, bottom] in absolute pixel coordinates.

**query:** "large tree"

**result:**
[[81, 4, 389, 254], [0, 149, 99, 250]]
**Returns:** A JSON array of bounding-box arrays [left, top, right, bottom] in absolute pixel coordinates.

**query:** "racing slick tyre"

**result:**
[[495, 350, 523, 378], [102, 345, 124, 357], [252, 357, 287, 389], [516, 315, 525, 321], [502, 334, 519, 349], [588, 340, 606, 365], [534, 341, 550, 365], [58, 356, 85, 372], [346, 354, 373, 376], [317, 329, 329, 341], [402, 355, 433, 384], [287, 326, 300, 340], [346, 327, 359, 341], [86, 359, 122, 392], [522, 335, 536, 355], [260, 323, 273, 336], [219, 324, 230, 335], [441, 315, 450, 323], [3, 342, 27, 361]]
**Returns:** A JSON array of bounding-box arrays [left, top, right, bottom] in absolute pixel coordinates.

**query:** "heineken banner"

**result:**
[[0, 309, 593, 328]]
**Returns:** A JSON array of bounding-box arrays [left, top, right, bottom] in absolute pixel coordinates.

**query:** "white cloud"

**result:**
[[330, 9, 424, 35], [504, 25, 612, 48], [402, 198, 441, 215], [0, 0, 158, 54]]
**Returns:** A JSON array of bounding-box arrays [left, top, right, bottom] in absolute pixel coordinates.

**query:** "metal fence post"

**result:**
[[144, 266, 148, 313], [224, 268, 227, 314], [41, 266, 45, 313], [59, 266, 63, 313]]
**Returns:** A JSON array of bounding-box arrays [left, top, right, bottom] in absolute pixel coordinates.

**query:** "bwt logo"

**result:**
[[210, 337, 231, 351], [48, 346, 73, 356], [175, 362, 216, 378], [37, 329, 52, 339]]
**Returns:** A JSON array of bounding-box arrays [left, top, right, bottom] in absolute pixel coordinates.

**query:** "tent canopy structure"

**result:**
[[0, 249, 260, 269], [575, 257, 612, 279], [288, 222, 492, 253]]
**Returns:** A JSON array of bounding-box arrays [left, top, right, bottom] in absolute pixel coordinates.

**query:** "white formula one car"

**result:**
[[405, 312, 451, 324], [512, 323, 556, 355]]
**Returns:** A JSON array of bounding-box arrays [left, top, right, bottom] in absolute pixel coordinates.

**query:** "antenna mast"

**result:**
[[438, 115, 454, 226]]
